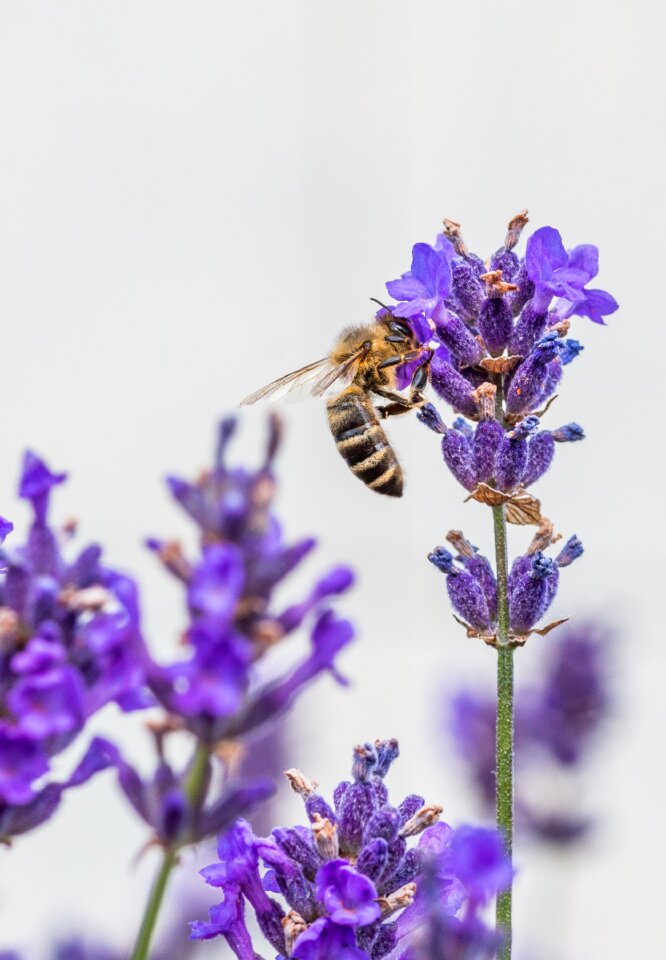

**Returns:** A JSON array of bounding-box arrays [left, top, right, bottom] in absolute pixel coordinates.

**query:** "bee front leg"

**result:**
[[377, 402, 415, 420], [407, 350, 433, 404]]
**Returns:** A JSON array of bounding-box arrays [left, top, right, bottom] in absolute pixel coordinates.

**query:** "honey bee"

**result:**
[[241, 313, 432, 497]]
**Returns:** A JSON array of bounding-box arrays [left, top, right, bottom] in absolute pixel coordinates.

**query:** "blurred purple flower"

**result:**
[[0, 452, 145, 841], [96, 416, 356, 849], [447, 621, 612, 842], [143, 416, 355, 748]]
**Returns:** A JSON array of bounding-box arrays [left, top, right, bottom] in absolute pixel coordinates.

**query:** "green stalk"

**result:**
[[493, 375, 513, 959], [129, 742, 211, 960]]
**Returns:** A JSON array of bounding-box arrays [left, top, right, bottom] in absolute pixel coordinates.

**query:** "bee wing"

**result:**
[[240, 351, 364, 406], [310, 350, 365, 397]]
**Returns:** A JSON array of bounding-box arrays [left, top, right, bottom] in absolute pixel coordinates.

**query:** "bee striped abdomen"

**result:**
[[327, 390, 403, 497]]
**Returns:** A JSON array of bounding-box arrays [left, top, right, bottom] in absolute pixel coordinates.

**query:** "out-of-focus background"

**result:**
[[0, 2, 663, 957]]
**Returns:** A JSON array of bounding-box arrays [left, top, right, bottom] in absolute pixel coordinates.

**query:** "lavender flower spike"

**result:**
[[191, 740, 515, 960], [0, 452, 145, 842]]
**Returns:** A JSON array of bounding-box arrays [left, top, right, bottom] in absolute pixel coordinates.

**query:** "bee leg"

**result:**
[[377, 349, 423, 370], [388, 319, 413, 338], [409, 362, 430, 399], [407, 349, 433, 402], [377, 402, 416, 420], [374, 387, 412, 406]]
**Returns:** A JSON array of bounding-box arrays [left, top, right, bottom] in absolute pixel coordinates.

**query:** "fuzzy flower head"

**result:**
[[390, 214, 615, 482], [190, 740, 507, 960], [428, 527, 582, 646]]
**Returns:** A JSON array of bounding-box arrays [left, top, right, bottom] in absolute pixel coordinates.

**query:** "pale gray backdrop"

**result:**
[[0, 2, 663, 957]]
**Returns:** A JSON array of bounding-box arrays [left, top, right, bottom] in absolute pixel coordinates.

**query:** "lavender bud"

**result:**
[[305, 792, 337, 825], [446, 531, 498, 621], [380, 835, 407, 891], [397, 794, 425, 824], [433, 306, 484, 366], [540, 356, 563, 406], [479, 295, 514, 356], [441, 428, 477, 491], [490, 248, 520, 281], [523, 432, 555, 487], [365, 805, 401, 843], [560, 338, 584, 365], [556, 535, 584, 567], [508, 552, 559, 634], [333, 780, 349, 811], [510, 299, 548, 356], [428, 548, 492, 631], [399, 803, 442, 838], [356, 836, 389, 881], [338, 773, 380, 855], [417, 402, 446, 435], [451, 258, 484, 318], [351, 742, 378, 782], [506, 333, 561, 415], [272, 827, 321, 880], [464, 553, 498, 622], [430, 351, 479, 418], [374, 738, 400, 778], [508, 261, 535, 316], [275, 866, 318, 923], [495, 417, 538, 492], [473, 420, 504, 485], [553, 423, 585, 442]]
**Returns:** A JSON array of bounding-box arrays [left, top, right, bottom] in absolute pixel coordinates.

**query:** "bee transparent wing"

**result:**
[[240, 351, 364, 406], [241, 358, 334, 405], [310, 351, 364, 397]]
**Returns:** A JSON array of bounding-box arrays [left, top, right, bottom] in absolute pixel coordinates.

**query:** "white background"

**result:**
[[0, 2, 663, 957]]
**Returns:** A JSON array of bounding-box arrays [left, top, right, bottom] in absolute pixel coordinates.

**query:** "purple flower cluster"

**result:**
[[385, 215, 616, 494], [190, 741, 511, 959], [428, 529, 582, 642], [385, 214, 617, 650], [100, 415, 356, 847], [0, 453, 142, 843], [449, 621, 611, 841], [420, 402, 584, 495]]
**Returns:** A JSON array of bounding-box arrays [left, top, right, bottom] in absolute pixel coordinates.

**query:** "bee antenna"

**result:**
[[370, 297, 393, 313]]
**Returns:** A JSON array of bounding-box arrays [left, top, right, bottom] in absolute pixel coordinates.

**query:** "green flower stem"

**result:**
[[129, 741, 211, 960], [493, 500, 513, 959]]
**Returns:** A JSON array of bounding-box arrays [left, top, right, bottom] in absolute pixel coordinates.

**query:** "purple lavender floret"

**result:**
[[0, 453, 145, 840], [143, 416, 355, 746], [428, 549, 492, 633], [507, 552, 559, 635], [505, 333, 562, 415], [399, 225, 607, 496], [191, 740, 513, 960], [386, 236, 455, 319], [386, 218, 617, 424], [431, 534, 580, 638]]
